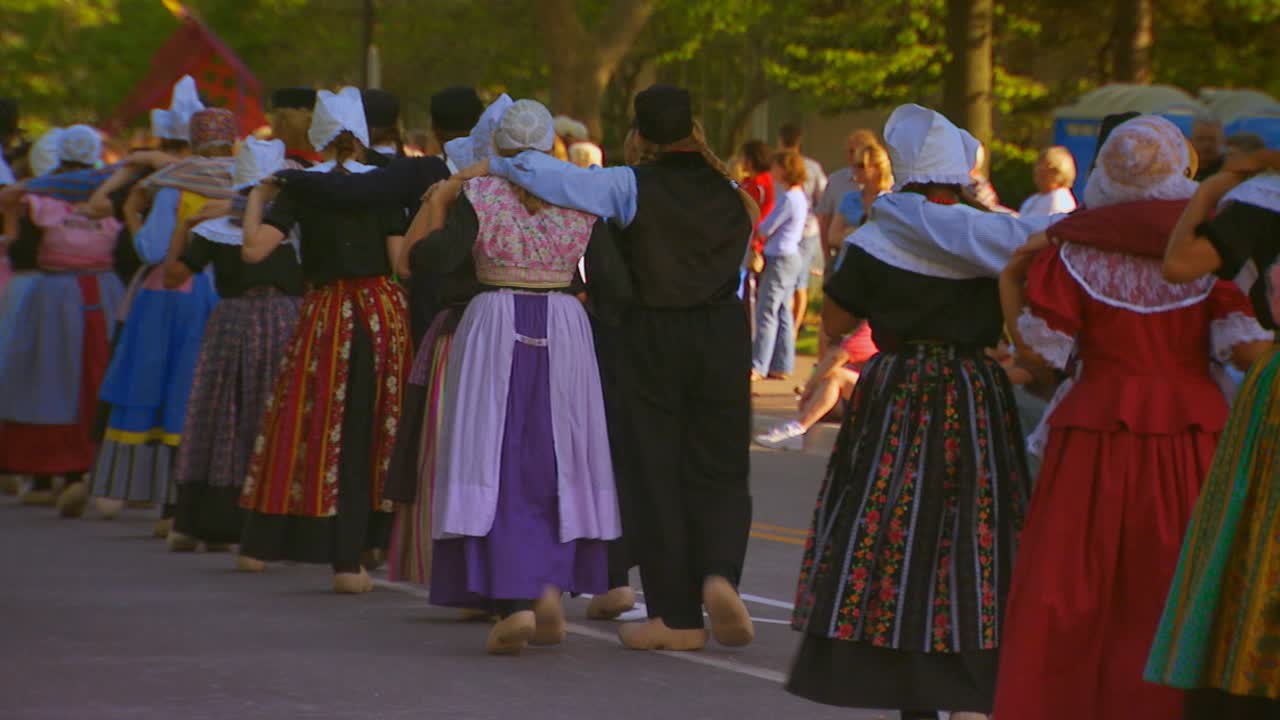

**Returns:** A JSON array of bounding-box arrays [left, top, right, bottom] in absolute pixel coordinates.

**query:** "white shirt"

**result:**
[[1018, 187, 1077, 218], [0, 154, 13, 185]]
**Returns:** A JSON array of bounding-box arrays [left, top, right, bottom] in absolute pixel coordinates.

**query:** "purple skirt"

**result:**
[[430, 293, 608, 606]]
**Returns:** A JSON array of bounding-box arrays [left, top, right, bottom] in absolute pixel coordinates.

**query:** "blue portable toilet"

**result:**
[[1200, 88, 1280, 148], [1053, 84, 1206, 199]]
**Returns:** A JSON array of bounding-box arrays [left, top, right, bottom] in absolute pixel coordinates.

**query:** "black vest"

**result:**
[[625, 152, 752, 308]]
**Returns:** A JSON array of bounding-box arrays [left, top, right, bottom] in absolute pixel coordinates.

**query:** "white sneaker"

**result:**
[[755, 421, 806, 450]]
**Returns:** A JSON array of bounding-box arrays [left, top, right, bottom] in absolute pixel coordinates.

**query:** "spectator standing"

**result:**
[[817, 129, 878, 270], [752, 151, 809, 382], [1018, 146, 1078, 217], [778, 123, 827, 338]]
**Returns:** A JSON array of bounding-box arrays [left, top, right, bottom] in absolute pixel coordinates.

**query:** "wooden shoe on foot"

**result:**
[[617, 619, 707, 651], [94, 498, 124, 519], [166, 531, 199, 552], [486, 610, 536, 655], [0, 475, 22, 495], [153, 518, 173, 539], [703, 575, 754, 647], [458, 608, 495, 623], [333, 569, 373, 594], [586, 586, 636, 620], [55, 482, 89, 518], [236, 555, 267, 573], [532, 587, 566, 646]]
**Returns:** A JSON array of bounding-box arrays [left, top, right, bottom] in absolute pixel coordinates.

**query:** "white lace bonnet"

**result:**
[[308, 87, 370, 152], [151, 75, 205, 141], [232, 136, 287, 190], [1082, 115, 1197, 208], [59, 124, 102, 167], [883, 103, 980, 191], [494, 99, 556, 154]]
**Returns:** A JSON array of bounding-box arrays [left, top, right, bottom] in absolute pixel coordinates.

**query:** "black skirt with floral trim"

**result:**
[[787, 344, 1031, 713]]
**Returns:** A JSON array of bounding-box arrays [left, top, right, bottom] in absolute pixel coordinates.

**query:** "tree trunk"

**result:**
[[1111, 0, 1153, 83], [539, 0, 656, 140], [942, 0, 994, 153]]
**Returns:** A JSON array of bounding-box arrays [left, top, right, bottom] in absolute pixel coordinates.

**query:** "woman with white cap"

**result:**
[[472, 84, 758, 653], [410, 99, 622, 654], [88, 107, 236, 528], [0, 125, 125, 513], [237, 87, 410, 594], [995, 115, 1274, 720], [784, 104, 1056, 719], [382, 94, 512, 592], [162, 137, 304, 552]]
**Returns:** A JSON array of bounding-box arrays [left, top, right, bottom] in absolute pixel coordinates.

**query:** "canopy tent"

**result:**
[[104, 1, 266, 138], [1200, 88, 1280, 148], [1053, 84, 1205, 198]]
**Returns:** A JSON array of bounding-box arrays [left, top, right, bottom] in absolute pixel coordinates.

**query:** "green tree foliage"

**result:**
[[2, 0, 1278, 196]]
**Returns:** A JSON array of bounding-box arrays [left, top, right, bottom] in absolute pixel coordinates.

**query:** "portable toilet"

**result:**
[[1200, 88, 1280, 148], [1053, 84, 1206, 198]]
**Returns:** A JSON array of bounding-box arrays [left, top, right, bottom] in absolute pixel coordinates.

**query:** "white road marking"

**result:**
[[373, 578, 787, 684], [740, 593, 796, 611]]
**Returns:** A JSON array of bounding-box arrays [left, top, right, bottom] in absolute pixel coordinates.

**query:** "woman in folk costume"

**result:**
[[1146, 150, 1280, 719], [0, 127, 125, 513], [479, 86, 759, 652], [411, 100, 621, 654], [785, 105, 1057, 720], [992, 115, 1274, 720], [382, 94, 512, 589], [89, 108, 235, 529], [238, 87, 410, 594], [163, 138, 303, 552]]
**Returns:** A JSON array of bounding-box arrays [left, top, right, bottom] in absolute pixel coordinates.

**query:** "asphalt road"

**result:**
[[0, 443, 903, 720]]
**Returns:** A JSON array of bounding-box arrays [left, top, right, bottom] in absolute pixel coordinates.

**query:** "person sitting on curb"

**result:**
[[755, 325, 876, 450]]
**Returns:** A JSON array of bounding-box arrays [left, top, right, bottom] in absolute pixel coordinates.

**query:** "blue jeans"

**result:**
[[752, 252, 805, 376], [794, 232, 821, 290]]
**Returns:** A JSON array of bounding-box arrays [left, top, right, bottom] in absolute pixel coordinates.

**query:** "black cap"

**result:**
[[0, 99, 17, 138], [271, 87, 317, 111], [634, 84, 693, 145], [430, 86, 484, 134], [362, 89, 400, 128]]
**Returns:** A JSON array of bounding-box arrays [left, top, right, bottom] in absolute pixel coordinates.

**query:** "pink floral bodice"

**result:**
[[27, 195, 120, 271], [464, 176, 596, 288]]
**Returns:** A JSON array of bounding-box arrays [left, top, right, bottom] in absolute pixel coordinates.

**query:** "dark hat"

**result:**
[[0, 98, 17, 137], [634, 84, 693, 145], [430, 86, 484, 133], [271, 87, 317, 111], [362, 89, 400, 128]]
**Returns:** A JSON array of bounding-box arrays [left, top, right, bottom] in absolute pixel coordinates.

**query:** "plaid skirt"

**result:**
[[176, 288, 301, 490], [172, 288, 301, 543]]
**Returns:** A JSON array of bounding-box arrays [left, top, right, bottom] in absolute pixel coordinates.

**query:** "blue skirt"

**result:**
[[91, 269, 218, 503]]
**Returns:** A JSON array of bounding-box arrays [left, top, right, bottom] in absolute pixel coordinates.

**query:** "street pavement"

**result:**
[[0, 433, 901, 720]]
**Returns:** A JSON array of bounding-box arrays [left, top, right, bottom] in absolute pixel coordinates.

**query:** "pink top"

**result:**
[[27, 195, 120, 271], [464, 176, 597, 288]]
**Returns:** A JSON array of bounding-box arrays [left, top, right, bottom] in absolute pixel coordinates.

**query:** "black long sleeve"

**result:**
[[275, 156, 450, 213]]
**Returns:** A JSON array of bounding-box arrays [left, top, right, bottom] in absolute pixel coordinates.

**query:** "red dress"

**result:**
[[993, 232, 1267, 720]]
